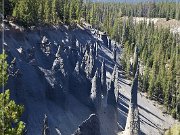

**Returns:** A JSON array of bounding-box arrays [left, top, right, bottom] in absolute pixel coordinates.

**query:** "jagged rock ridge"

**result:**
[[2, 24, 178, 135]]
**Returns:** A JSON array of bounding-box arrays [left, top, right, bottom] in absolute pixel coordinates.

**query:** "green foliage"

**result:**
[[6, 0, 83, 26], [44, 0, 52, 24], [0, 90, 25, 135], [171, 109, 176, 119], [52, 0, 59, 24], [0, 53, 8, 87], [120, 19, 180, 119], [4, 0, 180, 27], [0, 53, 25, 134], [165, 124, 180, 135], [12, 0, 38, 26], [98, 11, 180, 119]]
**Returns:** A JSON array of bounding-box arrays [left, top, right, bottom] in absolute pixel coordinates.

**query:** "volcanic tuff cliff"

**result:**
[[1, 23, 178, 135]]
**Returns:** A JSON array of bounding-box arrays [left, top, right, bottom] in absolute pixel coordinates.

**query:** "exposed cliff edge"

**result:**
[[1, 24, 178, 135]]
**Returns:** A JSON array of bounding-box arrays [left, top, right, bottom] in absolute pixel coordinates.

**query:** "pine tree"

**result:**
[[44, 0, 51, 23], [63, 0, 70, 24], [12, 0, 38, 26], [37, 0, 45, 24], [142, 65, 149, 92], [133, 46, 138, 77], [90, 3, 96, 27], [76, 0, 83, 23], [0, 53, 25, 134], [0, 53, 8, 85], [52, 0, 59, 24], [69, 0, 77, 22], [58, 0, 64, 21], [148, 67, 156, 99], [176, 4, 180, 20], [112, 18, 121, 43]]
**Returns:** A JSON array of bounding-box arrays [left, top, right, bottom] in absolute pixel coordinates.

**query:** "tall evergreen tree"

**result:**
[[44, 0, 51, 23], [0, 54, 25, 135], [52, 0, 59, 24]]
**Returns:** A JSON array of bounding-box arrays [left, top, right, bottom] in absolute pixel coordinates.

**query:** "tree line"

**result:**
[[3, 1, 180, 27], [83, 1, 180, 120], [82, 1, 180, 33], [3, 0, 83, 26], [121, 19, 180, 120]]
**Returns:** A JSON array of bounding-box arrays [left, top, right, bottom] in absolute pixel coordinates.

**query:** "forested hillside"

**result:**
[[2, 0, 180, 27], [3, 0, 84, 26], [82, 1, 180, 120]]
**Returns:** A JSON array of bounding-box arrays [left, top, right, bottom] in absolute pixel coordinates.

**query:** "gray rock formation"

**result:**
[[85, 46, 95, 78], [70, 60, 92, 106], [55, 45, 61, 58], [90, 69, 102, 109], [113, 44, 117, 62], [107, 80, 117, 107], [74, 61, 80, 75], [94, 42, 98, 58], [101, 60, 107, 96], [55, 128, 62, 135], [108, 38, 111, 50], [41, 36, 51, 56], [111, 65, 119, 101], [73, 114, 101, 135], [42, 114, 50, 135], [107, 65, 119, 107], [124, 67, 140, 135], [101, 32, 108, 47], [8, 58, 20, 77]]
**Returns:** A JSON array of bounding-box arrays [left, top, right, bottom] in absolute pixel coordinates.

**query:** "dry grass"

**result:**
[[165, 124, 180, 135]]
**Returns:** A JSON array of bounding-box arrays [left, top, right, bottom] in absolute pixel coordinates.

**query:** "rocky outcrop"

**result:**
[[107, 81, 117, 107], [124, 67, 140, 135], [101, 60, 107, 96], [108, 38, 111, 50], [113, 43, 117, 62], [42, 114, 50, 135], [90, 69, 102, 109], [73, 114, 101, 135]]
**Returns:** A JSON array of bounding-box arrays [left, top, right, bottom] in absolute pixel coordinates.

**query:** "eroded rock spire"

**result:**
[[90, 69, 101, 109], [42, 114, 50, 135], [101, 59, 107, 96], [124, 66, 140, 135]]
